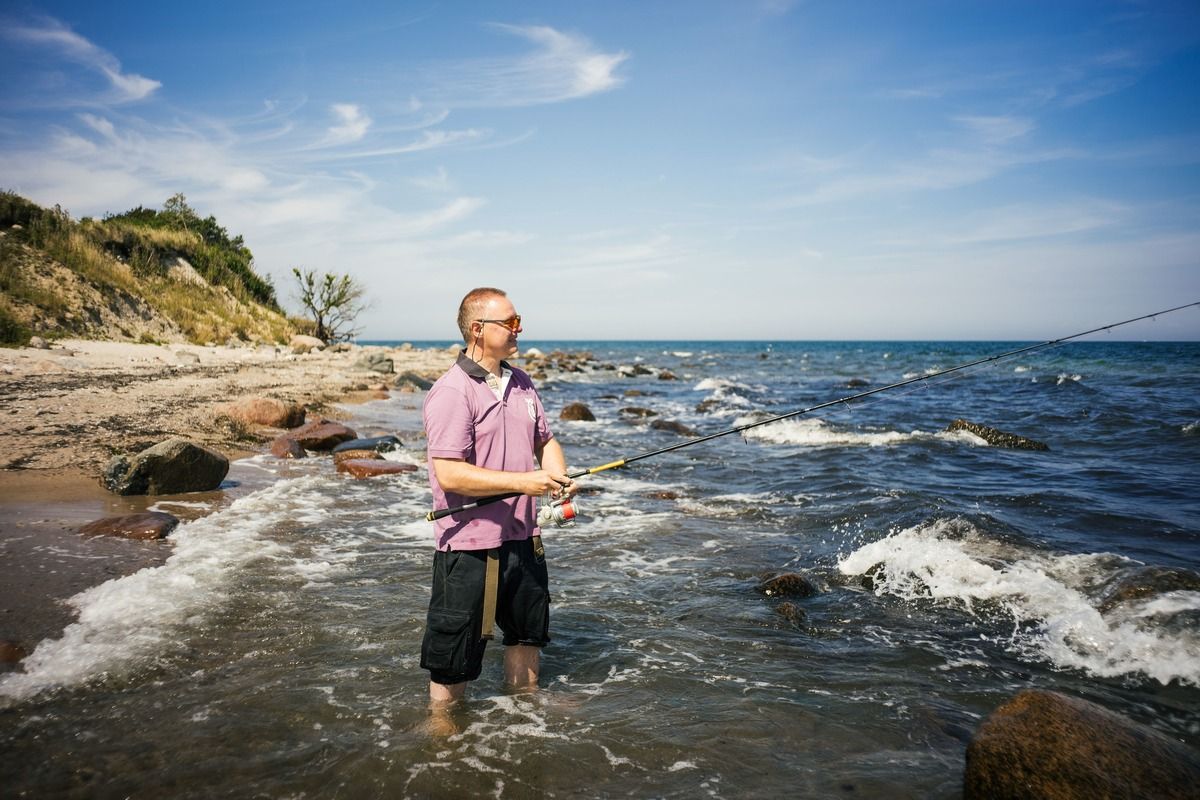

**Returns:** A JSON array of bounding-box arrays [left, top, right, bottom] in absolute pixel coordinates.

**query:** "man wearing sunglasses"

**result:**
[[420, 287, 577, 709]]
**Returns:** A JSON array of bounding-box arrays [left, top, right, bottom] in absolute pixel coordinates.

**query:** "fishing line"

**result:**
[[425, 301, 1199, 522]]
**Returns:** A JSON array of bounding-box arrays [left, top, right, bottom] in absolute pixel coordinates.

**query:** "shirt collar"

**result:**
[[455, 349, 511, 381]]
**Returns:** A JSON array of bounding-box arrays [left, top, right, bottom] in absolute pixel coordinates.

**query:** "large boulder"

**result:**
[[102, 438, 230, 495], [285, 418, 358, 451], [1097, 565, 1200, 612], [947, 419, 1049, 451], [964, 689, 1200, 799], [79, 511, 180, 540], [560, 402, 596, 422], [218, 397, 305, 429], [756, 573, 818, 598]]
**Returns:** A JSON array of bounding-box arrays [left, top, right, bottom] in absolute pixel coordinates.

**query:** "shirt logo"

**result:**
[[526, 398, 537, 421]]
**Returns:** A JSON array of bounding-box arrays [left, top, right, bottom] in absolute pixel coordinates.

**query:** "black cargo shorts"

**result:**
[[420, 537, 550, 686]]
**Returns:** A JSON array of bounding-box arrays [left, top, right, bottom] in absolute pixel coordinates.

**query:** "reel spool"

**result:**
[[537, 493, 579, 528]]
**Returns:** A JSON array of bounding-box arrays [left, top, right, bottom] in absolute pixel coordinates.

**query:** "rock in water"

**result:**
[[946, 419, 1049, 450], [560, 402, 596, 421], [651, 419, 697, 437], [333, 449, 384, 465], [331, 435, 403, 454], [756, 573, 818, 598], [79, 511, 180, 540], [286, 418, 358, 450], [102, 438, 230, 495], [964, 689, 1200, 799], [270, 435, 307, 459], [336, 459, 418, 478]]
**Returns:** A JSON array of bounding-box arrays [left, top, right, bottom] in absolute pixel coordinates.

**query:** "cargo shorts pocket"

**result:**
[[420, 607, 474, 675]]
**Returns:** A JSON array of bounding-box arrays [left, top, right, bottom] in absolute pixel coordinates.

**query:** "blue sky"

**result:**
[[2, 1, 1198, 340]]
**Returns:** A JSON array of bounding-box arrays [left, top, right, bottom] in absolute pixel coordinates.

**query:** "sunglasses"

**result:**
[[477, 315, 522, 333]]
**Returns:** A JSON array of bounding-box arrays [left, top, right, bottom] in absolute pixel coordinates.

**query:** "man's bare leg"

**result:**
[[505, 645, 540, 690], [430, 680, 467, 705]]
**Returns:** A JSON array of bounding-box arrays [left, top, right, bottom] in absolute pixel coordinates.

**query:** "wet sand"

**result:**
[[0, 339, 453, 666]]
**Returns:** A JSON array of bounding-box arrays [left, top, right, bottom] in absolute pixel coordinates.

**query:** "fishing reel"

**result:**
[[537, 491, 580, 528]]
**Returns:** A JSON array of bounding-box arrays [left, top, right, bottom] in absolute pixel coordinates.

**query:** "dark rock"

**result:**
[[774, 602, 807, 625], [846, 378, 870, 388], [79, 511, 179, 540], [620, 406, 657, 418], [658, 370, 678, 380], [651, 419, 697, 437], [645, 490, 681, 500], [1097, 566, 1200, 613], [270, 435, 307, 459], [560, 402, 596, 422], [757, 573, 818, 598], [0, 640, 28, 663], [287, 418, 358, 450], [946, 419, 1049, 451], [102, 438, 229, 495], [964, 689, 1200, 800], [695, 398, 721, 414], [394, 371, 434, 391], [623, 389, 647, 397], [332, 435, 403, 454], [336, 459, 419, 478]]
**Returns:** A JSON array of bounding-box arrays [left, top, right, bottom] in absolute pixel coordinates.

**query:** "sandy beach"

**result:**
[[0, 339, 455, 660]]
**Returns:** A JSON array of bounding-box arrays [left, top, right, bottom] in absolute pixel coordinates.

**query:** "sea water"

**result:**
[[1, 340, 1198, 797]]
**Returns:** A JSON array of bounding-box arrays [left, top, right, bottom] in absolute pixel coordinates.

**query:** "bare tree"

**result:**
[[292, 267, 367, 343]]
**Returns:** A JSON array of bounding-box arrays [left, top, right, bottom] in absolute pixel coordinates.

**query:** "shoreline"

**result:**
[[0, 339, 454, 664]]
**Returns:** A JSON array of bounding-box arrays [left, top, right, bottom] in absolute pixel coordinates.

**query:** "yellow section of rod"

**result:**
[[587, 459, 627, 474]]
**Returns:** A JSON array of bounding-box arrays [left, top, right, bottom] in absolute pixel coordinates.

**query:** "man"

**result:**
[[420, 287, 576, 706]]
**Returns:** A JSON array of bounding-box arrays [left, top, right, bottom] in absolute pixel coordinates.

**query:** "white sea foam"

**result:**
[[0, 477, 327, 703], [735, 416, 984, 448], [1182, 421, 1198, 434], [1056, 373, 1083, 384], [1013, 365, 1030, 373], [837, 518, 1200, 685]]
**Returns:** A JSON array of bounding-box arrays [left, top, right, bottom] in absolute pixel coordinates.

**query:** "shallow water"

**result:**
[[2, 340, 1198, 797]]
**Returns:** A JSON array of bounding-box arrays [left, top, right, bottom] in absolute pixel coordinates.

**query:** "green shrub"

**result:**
[[0, 301, 29, 347]]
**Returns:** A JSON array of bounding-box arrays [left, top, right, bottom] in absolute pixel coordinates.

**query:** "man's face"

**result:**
[[476, 295, 521, 359]]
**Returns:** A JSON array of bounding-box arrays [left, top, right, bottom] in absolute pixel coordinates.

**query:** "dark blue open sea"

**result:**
[[2, 339, 1198, 797]]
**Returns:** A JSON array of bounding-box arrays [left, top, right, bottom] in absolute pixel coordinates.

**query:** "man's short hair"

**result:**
[[457, 287, 507, 342]]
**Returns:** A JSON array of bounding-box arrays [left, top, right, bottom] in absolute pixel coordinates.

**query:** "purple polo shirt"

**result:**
[[423, 351, 554, 551]]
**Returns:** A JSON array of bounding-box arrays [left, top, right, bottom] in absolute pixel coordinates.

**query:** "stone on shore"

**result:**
[[394, 371, 434, 391], [289, 334, 326, 354], [270, 435, 307, 459], [102, 438, 230, 495], [218, 397, 305, 429], [285, 418, 358, 451], [946, 419, 1049, 450], [355, 352, 394, 374], [964, 689, 1200, 799], [336, 459, 419, 478], [332, 435, 402, 454], [560, 402, 596, 421], [79, 511, 180, 540], [620, 406, 657, 419]]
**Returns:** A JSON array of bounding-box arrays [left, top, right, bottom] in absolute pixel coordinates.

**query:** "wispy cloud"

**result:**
[[2, 18, 160, 104], [421, 24, 629, 107], [323, 103, 371, 145]]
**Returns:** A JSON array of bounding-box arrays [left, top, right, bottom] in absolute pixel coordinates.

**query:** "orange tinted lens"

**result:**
[[507, 315, 521, 331]]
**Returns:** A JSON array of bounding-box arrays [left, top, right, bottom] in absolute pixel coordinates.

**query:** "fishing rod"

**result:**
[[425, 301, 1199, 522]]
